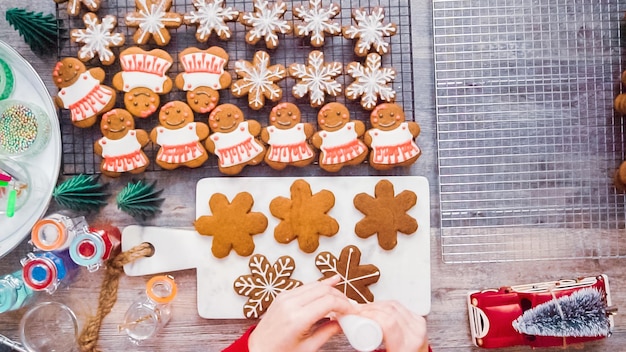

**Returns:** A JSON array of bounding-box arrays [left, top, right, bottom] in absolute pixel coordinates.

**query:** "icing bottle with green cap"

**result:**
[[0, 269, 34, 313], [20, 250, 79, 294]]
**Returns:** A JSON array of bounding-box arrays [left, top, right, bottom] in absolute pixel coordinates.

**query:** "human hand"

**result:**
[[356, 301, 429, 352], [248, 275, 357, 352]]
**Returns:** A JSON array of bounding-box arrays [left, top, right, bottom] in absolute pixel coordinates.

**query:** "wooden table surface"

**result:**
[[1, 1, 625, 351]]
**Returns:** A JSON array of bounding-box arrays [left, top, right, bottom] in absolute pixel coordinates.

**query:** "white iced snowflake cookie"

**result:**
[[55, 0, 101, 17], [231, 51, 286, 110], [346, 53, 396, 110], [343, 7, 397, 57], [239, 0, 291, 49], [289, 50, 342, 108], [184, 0, 239, 41], [71, 13, 125, 66], [125, 0, 183, 46], [293, 0, 341, 47]]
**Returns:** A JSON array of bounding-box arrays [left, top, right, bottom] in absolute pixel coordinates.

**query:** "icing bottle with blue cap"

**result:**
[[31, 214, 89, 252], [69, 224, 121, 272], [0, 269, 34, 313], [20, 250, 78, 294]]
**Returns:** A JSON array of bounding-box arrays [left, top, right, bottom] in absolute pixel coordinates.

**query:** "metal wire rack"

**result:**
[[433, 0, 626, 263], [55, 0, 415, 176]]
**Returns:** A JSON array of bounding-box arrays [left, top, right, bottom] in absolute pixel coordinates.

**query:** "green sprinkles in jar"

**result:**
[[0, 104, 39, 154]]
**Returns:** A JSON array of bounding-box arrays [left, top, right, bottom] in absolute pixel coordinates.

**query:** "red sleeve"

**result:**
[[221, 325, 256, 352]]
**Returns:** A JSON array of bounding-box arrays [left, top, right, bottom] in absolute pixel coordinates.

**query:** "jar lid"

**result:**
[[31, 218, 67, 251], [146, 275, 177, 304], [22, 256, 56, 291], [69, 231, 105, 267]]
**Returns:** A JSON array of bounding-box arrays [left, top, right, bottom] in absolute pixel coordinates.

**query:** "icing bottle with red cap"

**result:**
[[0, 269, 34, 313], [20, 250, 79, 294], [30, 214, 89, 252], [69, 224, 121, 272], [119, 275, 177, 344]]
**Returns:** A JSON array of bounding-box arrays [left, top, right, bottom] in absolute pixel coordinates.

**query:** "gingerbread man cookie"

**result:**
[[184, 0, 240, 41], [261, 103, 315, 170], [205, 104, 266, 175], [71, 13, 125, 66], [342, 7, 397, 57], [150, 101, 210, 170], [311, 102, 368, 172], [94, 109, 150, 178], [113, 47, 174, 118], [125, 0, 183, 46], [364, 103, 421, 170], [53, 58, 116, 128], [175, 47, 231, 114], [239, 0, 291, 49]]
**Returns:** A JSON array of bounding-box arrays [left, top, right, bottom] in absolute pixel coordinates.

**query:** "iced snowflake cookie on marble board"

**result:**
[[125, 0, 182, 46], [261, 103, 315, 170], [292, 0, 341, 47], [205, 104, 266, 175], [94, 109, 150, 178], [346, 53, 397, 111], [239, 0, 291, 49], [70, 13, 125, 66], [342, 7, 397, 57], [288, 50, 342, 108], [183, 0, 239, 42], [311, 102, 368, 172], [52, 58, 116, 128], [231, 51, 286, 110], [150, 101, 210, 170], [175, 47, 231, 113]]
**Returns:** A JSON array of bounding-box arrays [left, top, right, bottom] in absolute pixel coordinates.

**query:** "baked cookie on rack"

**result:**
[[175, 47, 231, 114], [71, 13, 125, 66], [183, 0, 240, 41], [205, 103, 266, 175], [52, 58, 116, 128], [55, 0, 101, 17], [311, 102, 368, 172], [113, 47, 174, 118], [288, 50, 342, 108], [231, 50, 286, 110], [292, 0, 341, 47], [150, 101, 210, 170], [261, 103, 315, 170], [239, 0, 291, 49], [346, 53, 397, 110], [364, 103, 421, 170], [125, 0, 183, 46], [94, 109, 150, 178], [342, 7, 397, 57]]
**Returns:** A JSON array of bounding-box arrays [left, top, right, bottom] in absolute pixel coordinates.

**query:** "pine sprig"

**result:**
[[52, 174, 109, 212], [116, 180, 164, 219], [5, 8, 63, 56]]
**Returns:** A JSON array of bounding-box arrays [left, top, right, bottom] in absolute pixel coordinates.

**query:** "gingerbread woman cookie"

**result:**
[[342, 7, 397, 57], [261, 103, 315, 170], [94, 109, 150, 178], [125, 0, 183, 46], [53, 58, 116, 128], [364, 103, 421, 170], [239, 0, 291, 49], [113, 47, 174, 118], [175, 47, 231, 114], [311, 102, 368, 172], [184, 0, 240, 41], [71, 13, 125, 66], [205, 103, 266, 175], [150, 101, 210, 170]]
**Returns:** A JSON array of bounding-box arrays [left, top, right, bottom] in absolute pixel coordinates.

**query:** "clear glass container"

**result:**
[[31, 214, 88, 252], [119, 275, 177, 344], [19, 301, 79, 352], [21, 250, 78, 294], [0, 270, 34, 313], [0, 157, 30, 217], [0, 100, 50, 157]]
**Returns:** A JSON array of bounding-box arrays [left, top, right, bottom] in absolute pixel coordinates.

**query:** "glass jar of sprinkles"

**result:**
[[0, 100, 50, 157]]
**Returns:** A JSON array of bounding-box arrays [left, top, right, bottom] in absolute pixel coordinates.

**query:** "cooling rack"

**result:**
[[433, 0, 626, 263], [55, 0, 415, 176]]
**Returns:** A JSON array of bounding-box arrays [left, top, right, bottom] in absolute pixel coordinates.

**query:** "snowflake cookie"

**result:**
[[55, 0, 101, 17], [239, 0, 291, 49], [354, 179, 418, 250], [194, 192, 268, 258], [231, 51, 286, 110], [293, 0, 341, 47], [234, 254, 303, 319], [315, 245, 380, 303], [346, 53, 396, 110], [184, 0, 239, 41], [342, 7, 397, 57], [71, 13, 125, 66], [125, 0, 183, 46], [289, 50, 342, 108]]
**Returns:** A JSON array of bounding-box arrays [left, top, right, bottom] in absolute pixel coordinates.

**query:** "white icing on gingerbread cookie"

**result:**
[[289, 50, 342, 108], [184, 0, 239, 41], [346, 53, 396, 110], [71, 13, 125, 66], [125, 0, 182, 46], [342, 7, 397, 56], [239, 0, 291, 49], [231, 51, 286, 110], [293, 0, 341, 47]]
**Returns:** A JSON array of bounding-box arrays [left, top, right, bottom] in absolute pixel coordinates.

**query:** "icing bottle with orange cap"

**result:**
[[119, 275, 177, 344], [69, 224, 121, 272]]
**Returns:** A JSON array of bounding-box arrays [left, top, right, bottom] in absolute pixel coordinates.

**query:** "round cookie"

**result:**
[[364, 103, 421, 170], [94, 109, 150, 178], [261, 103, 315, 170], [205, 103, 266, 175], [311, 102, 368, 172], [53, 58, 116, 128], [150, 101, 210, 170]]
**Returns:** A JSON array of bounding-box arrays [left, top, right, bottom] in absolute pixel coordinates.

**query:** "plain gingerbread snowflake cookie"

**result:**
[[342, 7, 397, 57], [289, 50, 342, 107], [346, 53, 396, 110], [71, 13, 125, 66], [183, 0, 239, 41], [293, 0, 341, 47], [239, 0, 291, 49]]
